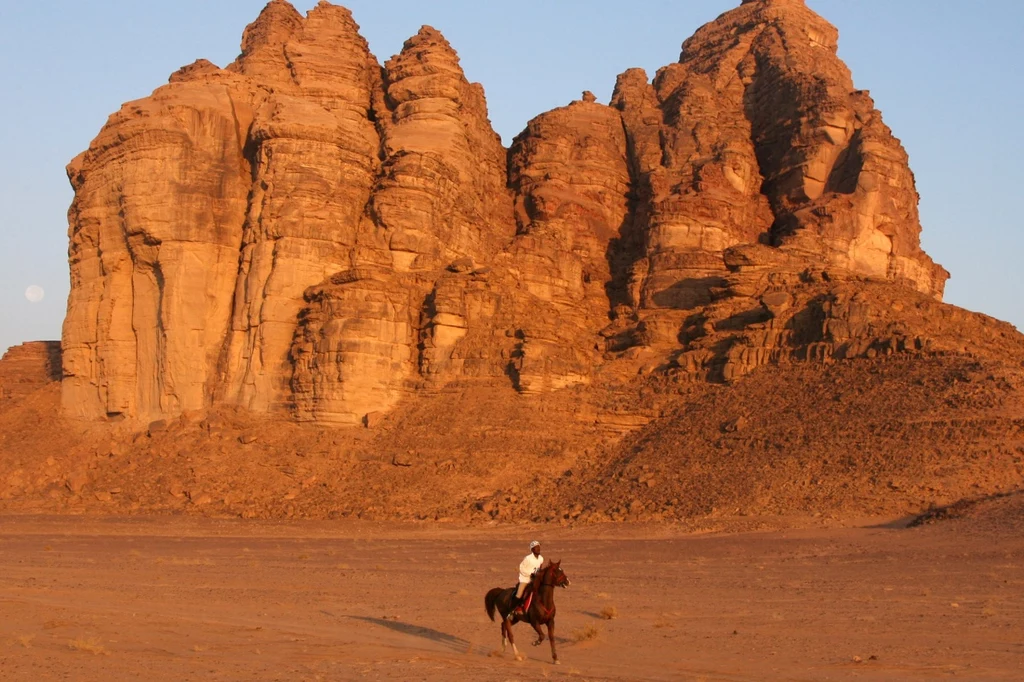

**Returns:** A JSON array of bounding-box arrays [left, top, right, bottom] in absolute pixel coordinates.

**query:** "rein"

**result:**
[[528, 565, 561, 622]]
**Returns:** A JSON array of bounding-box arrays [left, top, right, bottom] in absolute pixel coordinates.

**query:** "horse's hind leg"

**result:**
[[503, 621, 523, 661]]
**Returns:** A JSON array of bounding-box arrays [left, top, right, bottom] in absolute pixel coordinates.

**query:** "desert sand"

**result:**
[[1, 513, 1021, 681]]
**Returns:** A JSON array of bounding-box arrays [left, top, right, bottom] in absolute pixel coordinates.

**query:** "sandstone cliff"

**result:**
[[62, 0, 979, 428]]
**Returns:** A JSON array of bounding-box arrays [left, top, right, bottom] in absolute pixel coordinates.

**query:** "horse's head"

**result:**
[[547, 560, 570, 589]]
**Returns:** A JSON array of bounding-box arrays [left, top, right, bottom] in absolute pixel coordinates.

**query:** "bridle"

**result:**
[[537, 563, 571, 590]]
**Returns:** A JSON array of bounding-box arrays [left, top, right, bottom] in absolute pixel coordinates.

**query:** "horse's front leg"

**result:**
[[530, 619, 546, 647], [547, 620, 559, 664]]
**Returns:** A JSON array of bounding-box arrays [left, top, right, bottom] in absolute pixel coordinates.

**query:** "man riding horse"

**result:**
[[509, 540, 544, 619], [485, 546, 570, 664]]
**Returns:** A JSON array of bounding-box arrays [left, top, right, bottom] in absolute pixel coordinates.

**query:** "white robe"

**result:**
[[518, 553, 544, 584]]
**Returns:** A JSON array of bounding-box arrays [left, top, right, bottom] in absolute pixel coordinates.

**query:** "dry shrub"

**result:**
[[68, 637, 108, 655], [599, 605, 618, 620], [571, 625, 600, 642]]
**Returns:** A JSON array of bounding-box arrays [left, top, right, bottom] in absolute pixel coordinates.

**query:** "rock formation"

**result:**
[[62, 0, 979, 426], [0, 342, 61, 401], [288, 25, 517, 424], [219, 1, 385, 415]]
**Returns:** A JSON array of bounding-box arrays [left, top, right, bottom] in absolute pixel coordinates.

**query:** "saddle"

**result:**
[[511, 585, 534, 614]]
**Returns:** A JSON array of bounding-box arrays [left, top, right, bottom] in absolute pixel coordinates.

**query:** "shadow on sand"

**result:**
[[322, 611, 470, 654], [868, 515, 920, 530]]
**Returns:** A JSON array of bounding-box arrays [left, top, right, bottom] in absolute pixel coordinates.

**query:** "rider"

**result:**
[[508, 540, 544, 619]]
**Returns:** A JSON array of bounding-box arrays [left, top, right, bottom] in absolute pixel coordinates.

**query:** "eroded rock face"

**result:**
[[503, 99, 633, 392], [63, 67, 259, 420], [287, 24, 519, 422], [0, 342, 61, 401], [63, 0, 965, 424], [612, 0, 946, 323], [691, 0, 947, 295], [290, 268, 423, 424], [219, 2, 384, 413], [373, 26, 515, 272]]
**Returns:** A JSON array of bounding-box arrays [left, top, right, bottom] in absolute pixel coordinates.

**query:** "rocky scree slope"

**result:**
[[2, 350, 1023, 524]]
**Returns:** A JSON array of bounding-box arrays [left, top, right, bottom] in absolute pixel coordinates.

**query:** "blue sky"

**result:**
[[0, 1, 1021, 355]]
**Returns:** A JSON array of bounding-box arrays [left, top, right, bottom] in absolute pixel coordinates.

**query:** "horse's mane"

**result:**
[[533, 559, 559, 583]]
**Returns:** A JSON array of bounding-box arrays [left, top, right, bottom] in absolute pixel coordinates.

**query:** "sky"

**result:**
[[0, 0, 1021, 355]]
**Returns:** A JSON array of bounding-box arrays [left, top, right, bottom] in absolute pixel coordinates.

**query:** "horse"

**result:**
[[484, 561, 570, 664]]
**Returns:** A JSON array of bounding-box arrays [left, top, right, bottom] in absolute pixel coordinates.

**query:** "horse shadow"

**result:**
[[321, 611, 470, 654]]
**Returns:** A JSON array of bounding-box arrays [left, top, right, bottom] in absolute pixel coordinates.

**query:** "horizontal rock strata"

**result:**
[[0, 342, 61, 401]]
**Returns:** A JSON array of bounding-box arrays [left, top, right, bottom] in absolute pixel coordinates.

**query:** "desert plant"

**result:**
[[571, 625, 600, 642], [68, 637, 108, 655]]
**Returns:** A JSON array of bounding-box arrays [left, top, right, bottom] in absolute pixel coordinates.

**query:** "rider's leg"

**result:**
[[508, 581, 528, 619]]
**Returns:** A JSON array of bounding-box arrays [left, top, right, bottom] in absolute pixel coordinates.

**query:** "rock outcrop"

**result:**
[[219, 1, 385, 415], [63, 63, 258, 420], [502, 98, 633, 392], [0, 342, 61, 401], [287, 25, 518, 424], [62, 0, 981, 425]]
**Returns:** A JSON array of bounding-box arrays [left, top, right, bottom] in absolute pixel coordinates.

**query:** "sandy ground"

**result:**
[[0, 515, 1021, 681]]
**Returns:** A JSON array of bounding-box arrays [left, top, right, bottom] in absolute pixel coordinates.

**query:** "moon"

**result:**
[[25, 285, 45, 303]]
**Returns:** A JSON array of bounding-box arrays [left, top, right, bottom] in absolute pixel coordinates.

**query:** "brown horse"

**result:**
[[484, 561, 570, 663]]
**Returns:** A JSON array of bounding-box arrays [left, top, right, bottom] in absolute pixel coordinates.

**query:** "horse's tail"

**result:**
[[485, 587, 504, 622]]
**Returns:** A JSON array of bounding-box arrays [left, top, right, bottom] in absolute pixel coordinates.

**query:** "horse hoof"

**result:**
[[515, 655, 524, 662], [554, 660, 561, 665]]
